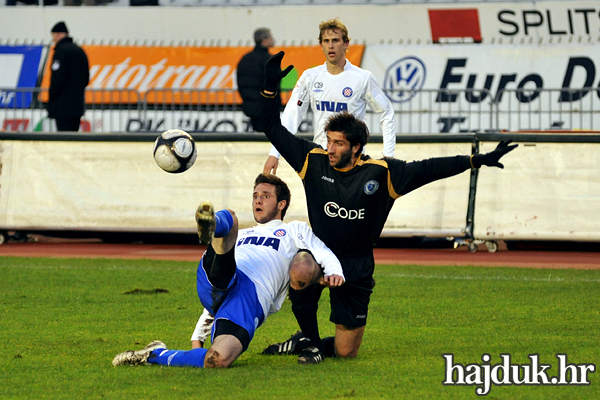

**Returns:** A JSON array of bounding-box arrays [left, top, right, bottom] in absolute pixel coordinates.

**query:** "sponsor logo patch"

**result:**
[[313, 81, 324, 93], [324, 202, 365, 220]]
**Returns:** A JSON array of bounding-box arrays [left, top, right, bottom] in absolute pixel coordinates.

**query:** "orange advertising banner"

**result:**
[[40, 45, 365, 105]]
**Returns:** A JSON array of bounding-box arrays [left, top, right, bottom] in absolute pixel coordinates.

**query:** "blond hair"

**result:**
[[318, 18, 350, 43]]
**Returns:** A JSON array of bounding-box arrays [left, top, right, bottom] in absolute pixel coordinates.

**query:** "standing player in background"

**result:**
[[263, 18, 396, 174], [237, 28, 280, 132], [47, 21, 90, 132], [112, 174, 344, 369], [260, 52, 518, 364]]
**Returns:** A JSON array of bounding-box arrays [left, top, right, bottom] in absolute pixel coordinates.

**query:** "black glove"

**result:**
[[472, 140, 518, 169], [263, 51, 294, 93]]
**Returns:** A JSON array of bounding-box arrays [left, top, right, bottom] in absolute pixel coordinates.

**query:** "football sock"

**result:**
[[289, 285, 324, 351], [208, 248, 236, 289], [322, 336, 335, 358], [148, 348, 207, 368], [214, 210, 234, 238]]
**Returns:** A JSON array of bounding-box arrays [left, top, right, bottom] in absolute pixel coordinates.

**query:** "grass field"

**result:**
[[1, 256, 599, 399]]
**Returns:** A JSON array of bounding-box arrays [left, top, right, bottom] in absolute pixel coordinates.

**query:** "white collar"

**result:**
[[257, 219, 284, 228]]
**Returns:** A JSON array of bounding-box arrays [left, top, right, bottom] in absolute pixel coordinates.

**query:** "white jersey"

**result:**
[[236, 219, 343, 318], [269, 59, 396, 158], [191, 219, 343, 342]]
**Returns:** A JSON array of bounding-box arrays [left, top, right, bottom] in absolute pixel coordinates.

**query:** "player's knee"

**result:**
[[225, 209, 238, 224], [204, 348, 231, 368], [289, 253, 320, 290], [335, 344, 359, 359]]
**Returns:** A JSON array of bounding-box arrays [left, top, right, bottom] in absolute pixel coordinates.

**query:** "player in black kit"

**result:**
[[260, 51, 518, 364]]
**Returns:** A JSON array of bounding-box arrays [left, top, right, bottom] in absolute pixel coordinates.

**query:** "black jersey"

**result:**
[[263, 95, 472, 279]]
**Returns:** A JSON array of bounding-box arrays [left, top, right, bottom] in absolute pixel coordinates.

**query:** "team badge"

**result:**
[[52, 60, 61, 71], [342, 87, 353, 98], [274, 229, 286, 237], [363, 180, 379, 195]]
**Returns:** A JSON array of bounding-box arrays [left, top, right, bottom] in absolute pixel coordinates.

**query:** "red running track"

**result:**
[[0, 238, 598, 269]]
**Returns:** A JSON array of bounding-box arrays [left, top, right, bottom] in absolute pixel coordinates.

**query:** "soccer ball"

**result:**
[[153, 129, 197, 173]]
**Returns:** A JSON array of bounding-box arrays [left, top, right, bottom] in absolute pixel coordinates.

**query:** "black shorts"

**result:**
[[328, 256, 376, 328]]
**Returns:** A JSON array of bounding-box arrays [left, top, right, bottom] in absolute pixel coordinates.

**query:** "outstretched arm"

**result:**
[[471, 140, 518, 169], [390, 140, 518, 197], [264, 73, 311, 175], [261, 52, 320, 172]]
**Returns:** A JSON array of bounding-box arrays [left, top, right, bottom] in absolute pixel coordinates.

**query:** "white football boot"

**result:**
[[112, 340, 167, 367], [195, 201, 216, 245]]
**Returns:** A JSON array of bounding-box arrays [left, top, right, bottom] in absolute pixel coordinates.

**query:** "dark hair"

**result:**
[[254, 28, 271, 46], [324, 112, 369, 154], [254, 173, 291, 219], [318, 18, 350, 43]]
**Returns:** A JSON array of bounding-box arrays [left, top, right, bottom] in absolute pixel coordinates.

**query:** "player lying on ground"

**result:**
[[112, 173, 344, 368], [258, 51, 518, 364]]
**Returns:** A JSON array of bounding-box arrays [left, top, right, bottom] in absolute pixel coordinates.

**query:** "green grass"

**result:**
[[1, 256, 599, 399]]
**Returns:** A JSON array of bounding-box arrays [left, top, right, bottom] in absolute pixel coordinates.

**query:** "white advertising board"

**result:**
[[2, 138, 599, 242], [474, 141, 600, 241], [363, 43, 600, 133], [0, 140, 470, 238]]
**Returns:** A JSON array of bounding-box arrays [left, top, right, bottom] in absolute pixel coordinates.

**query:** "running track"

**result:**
[[0, 238, 599, 270]]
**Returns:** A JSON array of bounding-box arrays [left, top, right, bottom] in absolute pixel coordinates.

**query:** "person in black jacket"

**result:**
[[48, 21, 90, 132], [236, 28, 280, 132]]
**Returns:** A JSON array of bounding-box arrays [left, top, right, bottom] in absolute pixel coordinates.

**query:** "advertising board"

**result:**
[[0, 45, 44, 109]]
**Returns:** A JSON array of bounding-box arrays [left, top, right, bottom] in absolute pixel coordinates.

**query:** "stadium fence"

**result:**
[[1, 87, 598, 134]]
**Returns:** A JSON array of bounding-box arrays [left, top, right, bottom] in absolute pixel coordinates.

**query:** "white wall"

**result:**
[[3, 137, 600, 242], [1, 1, 599, 45], [0, 6, 430, 45], [0, 140, 470, 237]]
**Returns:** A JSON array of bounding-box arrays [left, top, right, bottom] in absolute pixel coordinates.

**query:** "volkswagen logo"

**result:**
[[383, 56, 426, 103]]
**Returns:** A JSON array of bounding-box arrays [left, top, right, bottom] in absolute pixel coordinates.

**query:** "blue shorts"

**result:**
[[196, 257, 265, 347]]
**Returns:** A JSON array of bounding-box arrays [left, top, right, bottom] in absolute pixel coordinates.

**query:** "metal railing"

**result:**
[[1, 87, 598, 134]]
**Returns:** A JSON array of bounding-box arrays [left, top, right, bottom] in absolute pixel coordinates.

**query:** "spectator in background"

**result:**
[[236, 28, 280, 132], [47, 21, 89, 132]]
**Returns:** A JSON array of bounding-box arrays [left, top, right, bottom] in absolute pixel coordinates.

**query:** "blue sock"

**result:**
[[214, 210, 233, 238], [147, 348, 207, 368]]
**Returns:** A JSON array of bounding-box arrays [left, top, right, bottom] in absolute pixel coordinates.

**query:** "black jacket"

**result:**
[[48, 37, 90, 119], [236, 46, 281, 119]]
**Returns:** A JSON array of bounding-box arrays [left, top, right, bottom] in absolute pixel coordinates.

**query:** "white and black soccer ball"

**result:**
[[153, 129, 197, 173]]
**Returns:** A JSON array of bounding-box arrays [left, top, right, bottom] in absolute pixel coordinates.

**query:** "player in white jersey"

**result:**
[[263, 18, 395, 175], [112, 173, 344, 369]]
